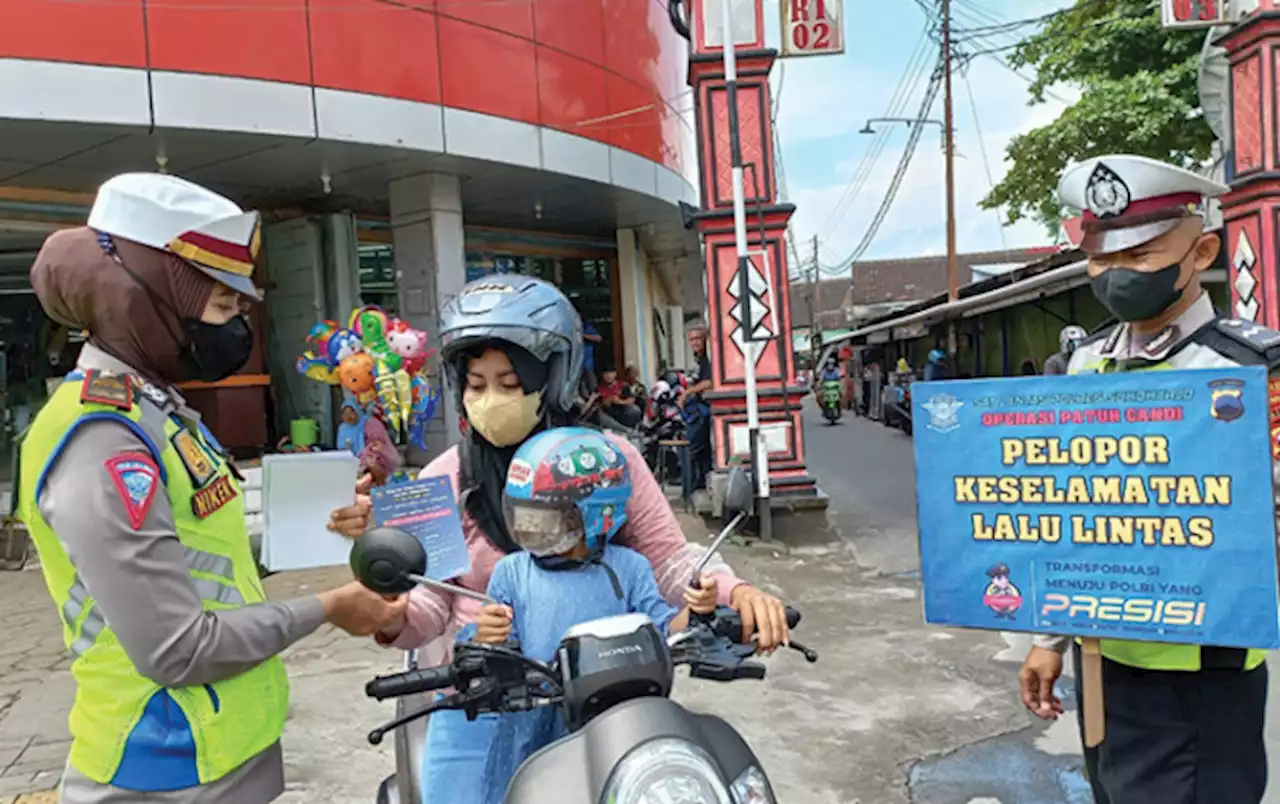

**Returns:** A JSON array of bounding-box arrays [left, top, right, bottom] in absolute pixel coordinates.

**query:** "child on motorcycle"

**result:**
[[419, 427, 717, 804]]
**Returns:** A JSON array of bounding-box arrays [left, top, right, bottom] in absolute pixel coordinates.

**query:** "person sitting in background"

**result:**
[[623, 364, 646, 409], [1043, 325, 1087, 376], [598, 366, 642, 427]]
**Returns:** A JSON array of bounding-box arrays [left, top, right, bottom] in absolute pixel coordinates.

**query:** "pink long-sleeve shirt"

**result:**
[[380, 434, 743, 664]]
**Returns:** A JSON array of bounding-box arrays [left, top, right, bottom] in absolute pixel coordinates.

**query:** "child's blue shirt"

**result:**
[[419, 545, 679, 804]]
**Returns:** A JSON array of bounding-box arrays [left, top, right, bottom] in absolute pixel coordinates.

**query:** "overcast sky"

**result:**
[[764, 0, 1077, 274]]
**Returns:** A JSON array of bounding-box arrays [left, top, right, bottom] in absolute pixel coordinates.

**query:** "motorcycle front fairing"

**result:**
[[503, 696, 761, 804]]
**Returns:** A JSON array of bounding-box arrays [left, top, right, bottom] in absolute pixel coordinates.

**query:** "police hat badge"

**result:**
[[1085, 163, 1131, 219], [1208, 378, 1246, 422]]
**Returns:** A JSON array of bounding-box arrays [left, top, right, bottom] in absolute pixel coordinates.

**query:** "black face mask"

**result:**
[[183, 315, 254, 383], [1089, 247, 1194, 323], [110, 252, 254, 382]]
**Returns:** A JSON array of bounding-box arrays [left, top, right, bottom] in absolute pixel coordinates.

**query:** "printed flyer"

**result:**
[[371, 475, 470, 582]]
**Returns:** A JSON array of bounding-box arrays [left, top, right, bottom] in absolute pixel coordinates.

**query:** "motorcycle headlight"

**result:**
[[602, 738, 732, 804], [730, 765, 775, 803]]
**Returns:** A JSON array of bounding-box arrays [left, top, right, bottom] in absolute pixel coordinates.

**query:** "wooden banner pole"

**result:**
[[1081, 637, 1106, 747]]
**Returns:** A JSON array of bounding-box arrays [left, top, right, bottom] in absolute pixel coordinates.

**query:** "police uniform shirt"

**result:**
[[45, 344, 325, 804]]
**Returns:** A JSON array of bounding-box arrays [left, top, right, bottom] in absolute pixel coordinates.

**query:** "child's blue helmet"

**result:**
[[503, 427, 631, 558]]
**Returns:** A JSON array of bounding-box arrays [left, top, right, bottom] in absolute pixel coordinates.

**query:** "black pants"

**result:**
[[683, 405, 712, 491], [1073, 648, 1268, 804]]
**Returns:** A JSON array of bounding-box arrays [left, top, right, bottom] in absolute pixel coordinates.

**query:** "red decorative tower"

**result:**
[[686, 0, 816, 497], [1222, 3, 1280, 326]]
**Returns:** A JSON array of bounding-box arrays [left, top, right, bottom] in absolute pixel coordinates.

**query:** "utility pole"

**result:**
[[721, 0, 772, 542], [809, 234, 819, 336], [942, 0, 959, 355]]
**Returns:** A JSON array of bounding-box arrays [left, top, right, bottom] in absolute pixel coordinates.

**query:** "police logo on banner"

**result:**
[[1209, 378, 1246, 422], [923, 393, 964, 433], [105, 454, 160, 528]]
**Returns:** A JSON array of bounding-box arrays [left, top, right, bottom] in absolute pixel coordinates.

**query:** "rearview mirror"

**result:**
[[350, 527, 426, 596], [724, 467, 754, 515]]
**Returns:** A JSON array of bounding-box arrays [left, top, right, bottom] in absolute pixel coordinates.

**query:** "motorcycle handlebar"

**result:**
[[365, 664, 457, 701]]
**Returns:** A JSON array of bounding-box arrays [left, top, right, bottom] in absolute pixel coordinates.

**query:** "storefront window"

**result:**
[[353, 233, 620, 374], [358, 244, 398, 314], [463, 251, 618, 373]]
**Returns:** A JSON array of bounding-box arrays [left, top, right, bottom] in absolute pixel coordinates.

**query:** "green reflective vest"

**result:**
[[1070, 322, 1270, 672], [17, 378, 289, 786]]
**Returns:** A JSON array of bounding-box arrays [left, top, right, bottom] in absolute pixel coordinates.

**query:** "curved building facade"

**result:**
[[0, 0, 703, 457]]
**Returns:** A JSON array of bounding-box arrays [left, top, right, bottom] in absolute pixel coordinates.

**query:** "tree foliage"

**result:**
[[979, 0, 1215, 232]]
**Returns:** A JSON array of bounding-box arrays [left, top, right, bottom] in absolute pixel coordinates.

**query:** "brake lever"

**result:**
[[368, 689, 476, 745]]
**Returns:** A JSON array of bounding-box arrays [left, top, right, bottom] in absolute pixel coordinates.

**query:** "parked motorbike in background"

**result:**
[[881, 371, 913, 435], [353, 469, 816, 804]]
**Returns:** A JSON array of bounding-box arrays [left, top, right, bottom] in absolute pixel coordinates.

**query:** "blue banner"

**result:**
[[911, 367, 1280, 649]]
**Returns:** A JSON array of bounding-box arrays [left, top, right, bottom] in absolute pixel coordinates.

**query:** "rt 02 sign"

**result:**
[[1160, 0, 1228, 28], [779, 0, 844, 57]]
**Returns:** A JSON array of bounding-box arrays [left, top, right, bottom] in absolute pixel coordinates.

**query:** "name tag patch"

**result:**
[[81, 370, 133, 411], [192, 475, 238, 519], [172, 429, 217, 488], [105, 454, 160, 529]]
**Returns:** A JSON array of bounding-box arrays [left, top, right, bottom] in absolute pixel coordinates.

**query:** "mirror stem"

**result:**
[[691, 511, 749, 582], [406, 574, 499, 606]]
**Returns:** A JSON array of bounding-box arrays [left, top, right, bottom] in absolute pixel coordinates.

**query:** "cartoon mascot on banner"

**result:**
[[296, 306, 441, 485]]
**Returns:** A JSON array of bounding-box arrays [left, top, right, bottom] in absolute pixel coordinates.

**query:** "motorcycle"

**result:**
[[353, 469, 816, 804], [881, 372, 913, 435], [819, 379, 842, 425]]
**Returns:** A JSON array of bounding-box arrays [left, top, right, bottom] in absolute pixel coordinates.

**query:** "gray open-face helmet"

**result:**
[[439, 276, 584, 413], [1059, 325, 1087, 353]]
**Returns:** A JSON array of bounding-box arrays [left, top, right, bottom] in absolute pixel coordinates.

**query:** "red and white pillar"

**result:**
[[1222, 3, 1280, 325], [687, 0, 816, 496]]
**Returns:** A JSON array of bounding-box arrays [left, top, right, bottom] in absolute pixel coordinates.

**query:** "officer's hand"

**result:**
[[1019, 646, 1065, 720], [475, 604, 513, 644], [320, 581, 409, 637], [327, 473, 374, 538]]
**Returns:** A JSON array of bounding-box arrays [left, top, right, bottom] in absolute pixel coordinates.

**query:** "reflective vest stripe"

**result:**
[[60, 546, 245, 656], [183, 546, 235, 580]]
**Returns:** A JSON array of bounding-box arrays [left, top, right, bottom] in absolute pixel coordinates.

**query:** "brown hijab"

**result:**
[[30, 226, 216, 384]]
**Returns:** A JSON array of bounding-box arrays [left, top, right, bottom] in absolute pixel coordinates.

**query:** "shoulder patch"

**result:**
[[105, 453, 160, 529], [1214, 319, 1280, 352], [171, 429, 218, 488], [80, 370, 133, 411]]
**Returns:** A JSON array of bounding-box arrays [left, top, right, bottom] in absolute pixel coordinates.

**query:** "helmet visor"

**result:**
[[503, 498, 583, 557]]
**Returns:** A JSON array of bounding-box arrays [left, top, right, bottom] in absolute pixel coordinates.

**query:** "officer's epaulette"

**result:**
[[78, 370, 172, 412], [79, 370, 134, 411], [1201, 318, 1280, 367]]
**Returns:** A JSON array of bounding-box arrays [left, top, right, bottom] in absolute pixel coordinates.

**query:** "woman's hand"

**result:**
[[328, 473, 374, 538], [684, 575, 718, 615], [730, 584, 790, 654], [475, 604, 513, 644]]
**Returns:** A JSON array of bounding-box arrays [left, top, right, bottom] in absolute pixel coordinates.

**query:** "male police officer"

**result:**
[[1018, 154, 1278, 804]]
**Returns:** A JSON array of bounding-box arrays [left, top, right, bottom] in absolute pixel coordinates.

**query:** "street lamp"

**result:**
[[861, 117, 946, 150]]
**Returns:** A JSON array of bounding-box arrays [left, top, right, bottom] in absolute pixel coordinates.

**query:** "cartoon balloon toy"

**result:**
[[386, 320, 434, 375], [338, 352, 377, 402]]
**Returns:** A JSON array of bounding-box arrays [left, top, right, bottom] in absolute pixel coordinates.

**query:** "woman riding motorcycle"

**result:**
[[325, 275, 792, 689]]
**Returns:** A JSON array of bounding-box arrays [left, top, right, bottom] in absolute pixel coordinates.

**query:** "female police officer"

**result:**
[[19, 173, 406, 803]]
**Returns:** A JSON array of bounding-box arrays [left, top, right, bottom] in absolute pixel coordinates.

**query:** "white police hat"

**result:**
[[87, 173, 262, 300], [1057, 154, 1228, 255]]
